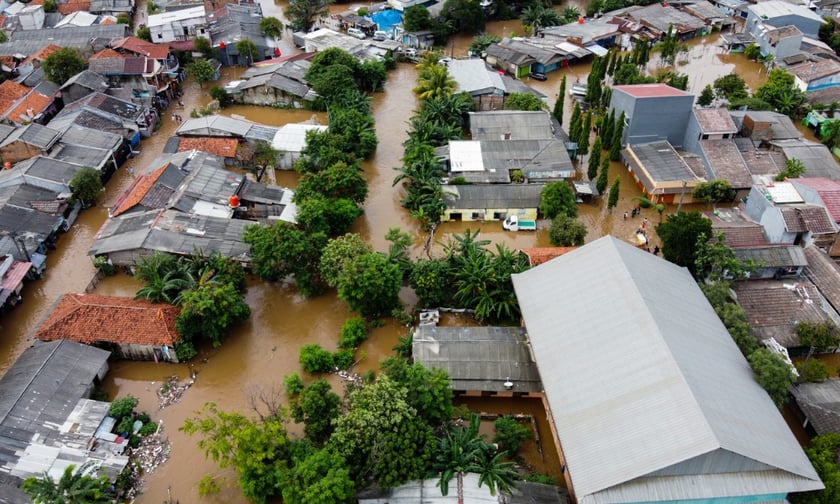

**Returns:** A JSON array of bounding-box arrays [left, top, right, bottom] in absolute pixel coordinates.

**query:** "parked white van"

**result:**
[[347, 27, 366, 39]]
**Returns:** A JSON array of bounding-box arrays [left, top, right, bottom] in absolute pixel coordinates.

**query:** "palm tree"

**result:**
[[22, 462, 112, 504], [413, 64, 456, 100], [473, 444, 520, 496]]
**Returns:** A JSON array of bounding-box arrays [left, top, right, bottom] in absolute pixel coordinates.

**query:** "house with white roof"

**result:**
[[147, 5, 208, 43], [511, 236, 824, 504], [746, 0, 825, 39]]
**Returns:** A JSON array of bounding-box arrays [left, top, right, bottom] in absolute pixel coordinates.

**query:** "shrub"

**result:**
[[209, 86, 232, 107], [493, 415, 532, 455], [339, 317, 368, 349], [108, 395, 139, 420], [117, 416, 135, 436], [284, 372, 305, 395], [138, 422, 158, 436], [332, 349, 355, 370], [799, 360, 830, 383], [299, 344, 334, 374]]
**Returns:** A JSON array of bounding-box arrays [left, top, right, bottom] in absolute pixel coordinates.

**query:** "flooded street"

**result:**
[[0, 11, 780, 502]]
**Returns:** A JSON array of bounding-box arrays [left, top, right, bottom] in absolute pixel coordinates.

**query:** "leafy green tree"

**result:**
[[819, 119, 840, 150], [285, 0, 333, 32], [319, 233, 372, 288], [136, 26, 151, 41], [243, 222, 327, 295], [578, 111, 592, 156], [299, 344, 334, 374], [187, 59, 216, 88], [521, 3, 561, 36], [610, 111, 625, 161], [194, 37, 217, 60], [569, 101, 582, 145], [596, 156, 610, 194], [176, 277, 250, 354], [602, 108, 615, 150], [755, 68, 808, 117], [441, 0, 486, 33], [713, 73, 748, 102], [259, 17, 284, 39], [539, 181, 578, 219], [504, 92, 546, 111], [209, 85, 232, 107], [297, 162, 367, 205], [775, 158, 806, 181], [414, 64, 456, 99], [700, 281, 760, 357], [329, 374, 436, 489], [747, 348, 795, 408], [328, 108, 378, 159], [493, 416, 532, 456], [469, 33, 501, 56], [337, 252, 402, 318], [607, 177, 620, 213], [694, 231, 758, 282], [181, 402, 290, 503], [744, 43, 761, 61], [587, 136, 602, 180], [43, 0, 57, 12], [554, 74, 566, 125], [549, 215, 587, 246], [42, 47, 87, 85], [69, 166, 102, 207], [697, 84, 715, 107], [692, 179, 735, 207], [282, 448, 355, 504], [791, 433, 840, 504], [356, 58, 388, 92], [404, 5, 432, 31], [657, 25, 681, 66], [108, 395, 139, 420], [656, 211, 712, 277], [289, 379, 341, 443], [409, 258, 452, 307], [381, 357, 454, 426], [22, 462, 112, 504], [296, 195, 362, 237], [798, 359, 830, 382], [796, 321, 840, 352], [339, 316, 368, 349]]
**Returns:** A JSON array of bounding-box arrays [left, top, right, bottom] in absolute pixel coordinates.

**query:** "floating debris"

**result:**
[[120, 421, 171, 501], [157, 374, 195, 410], [336, 369, 363, 387]]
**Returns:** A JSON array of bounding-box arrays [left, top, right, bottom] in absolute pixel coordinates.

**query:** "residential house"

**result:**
[[803, 244, 840, 317], [413, 325, 542, 396], [57, 124, 131, 174], [511, 235, 824, 502], [485, 38, 568, 79], [54, 10, 100, 28], [730, 110, 802, 144], [208, 4, 275, 66], [788, 57, 840, 92], [176, 114, 278, 144], [59, 70, 109, 105], [0, 254, 31, 311], [735, 137, 786, 179], [769, 138, 840, 181], [746, 0, 824, 39], [519, 246, 577, 267], [271, 122, 328, 169], [0, 339, 130, 498], [683, 108, 752, 197], [12, 43, 61, 87], [720, 31, 756, 53], [790, 379, 840, 436], [732, 244, 808, 279], [34, 293, 181, 362], [0, 123, 61, 164], [398, 29, 434, 50], [302, 28, 366, 57], [231, 59, 316, 107], [165, 136, 242, 166], [89, 0, 135, 17], [441, 136, 573, 184], [87, 49, 170, 110], [610, 83, 695, 147], [109, 36, 183, 102], [469, 110, 555, 140], [744, 181, 837, 248], [16, 5, 44, 31], [791, 177, 840, 226], [147, 6, 208, 43], [49, 92, 149, 144], [445, 58, 506, 111], [56, 0, 93, 15], [0, 234, 47, 277], [620, 3, 708, 39], [7, 24, 128, 52], [621, 140, 704, 204], [706, 207, 770, 248], [358, 474, 567, 504], [754, 24, 803, 61], [440, 184, 544, 222], [680, 0, 735, 31], [732, 279, 836, 348], [542, 17, 622, 51]]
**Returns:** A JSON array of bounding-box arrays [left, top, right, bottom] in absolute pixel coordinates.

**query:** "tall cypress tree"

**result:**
[[554, 74, 567, 125], [610, 111, 625, 161], [569, 101, 582, 143], [602, 108, 615, 149], [578, 111, 592, 156], [596, 156, 610, 195], [607, 177, 620, 213], [601, 87, 612, 111], [607, 50, 618, 76], [588, 136, 602, 180]]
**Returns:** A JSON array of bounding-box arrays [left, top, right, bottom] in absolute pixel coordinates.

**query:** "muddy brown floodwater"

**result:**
[[0, 10, 778, 502]]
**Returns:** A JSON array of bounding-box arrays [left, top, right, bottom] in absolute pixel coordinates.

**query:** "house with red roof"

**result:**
[[88, 45, 180, 108], [33, 292, 182, 362]]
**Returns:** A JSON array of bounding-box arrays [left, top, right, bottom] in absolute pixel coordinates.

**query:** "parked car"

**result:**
[[373, 30, 388, 41], [347, 27, 366, 39], [529, 71, 547, 81]]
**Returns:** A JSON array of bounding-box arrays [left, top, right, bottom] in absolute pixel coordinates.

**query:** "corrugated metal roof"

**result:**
[[790, 379, 840, 435], [512, 236, 823, 501], [469, 111, 555, 141], [413, 325, 542, 392], [442, 184, 544, 210], [448, 58, 505, 95]]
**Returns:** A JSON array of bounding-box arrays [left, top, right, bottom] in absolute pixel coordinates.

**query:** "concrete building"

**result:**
[[147, 6, 208, 43], [743, 181, 837, 248], [621, 141, 704, 204], [755, 24, 803, 61], [511, 236, 824, 503], [683, 108, 752, 196], [789, 57, 840, 92], [440, 184, 544, 222], [746, 0, 824, 39], [609, 83, 695, 147]]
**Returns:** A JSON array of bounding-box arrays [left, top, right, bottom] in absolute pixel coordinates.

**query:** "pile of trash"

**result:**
[[157, 372, 195, 410], [120, 421, 171, 501], [336, 369, 363, 387]]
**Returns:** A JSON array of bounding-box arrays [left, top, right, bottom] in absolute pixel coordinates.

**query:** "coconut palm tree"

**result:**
[[413, 64, 456, 100], [22, 462, 112, 504]]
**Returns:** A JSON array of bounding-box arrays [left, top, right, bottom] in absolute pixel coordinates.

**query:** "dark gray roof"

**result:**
[[0, 123, 60, 150], [624, 141, 699, 190], [0, 124, 16, 144], [8, 156, 85, 189], [770, 139, 840, 181], [790, 379, 840, 435], [207, 4, 268, 51], [237, 60, 312, 97], [469, 111, 555, 141], [49, 143, 112, 170], [176, 115, 279, 142], [413, 325, 542, 393], [731, 110, 801, 140], [0, 183, 64, 213], [238, 178, 286, 204], [47, 107, 136, 140], [8, 24, 128, 48], [89, 0, 135, 13], [60, 70, 109, 94], [0, 204, 64, 236], [732, 245, 808, 267], [442, 183, 544, 210], [61, 92, 144, 122], [58, 124, 122, 152]]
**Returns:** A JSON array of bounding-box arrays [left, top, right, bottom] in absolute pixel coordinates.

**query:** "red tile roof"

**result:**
[[22, 44, 62, 66], [792, 177, 840, 223], [177, 137, 239, 158], [613, 83, 691, 98], [6, 90, 53, 123], [58, 0, 91, 14], [34, 293, 180, 346], [520, 247, 577, 266], [1, 260, 30, 290], [110, 36, 171, 59], [91, 48, 123, 59], [0, 81, 30, 118], [111, 163, 169, 217]]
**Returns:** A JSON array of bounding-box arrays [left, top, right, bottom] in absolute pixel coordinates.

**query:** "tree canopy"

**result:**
[[747, 348, 795, 408], [656, 211, 712, 278], [22, 462, 112, 504], [69, 167, 102, 207], [539, 182, 578, 219], [285, 0, 333, 32], [187, 60, 216, 87], [549, 215, 587, 246], [337, 252, 402, 318], [259, 17, 284, 38], [42, 48, 87, 85]]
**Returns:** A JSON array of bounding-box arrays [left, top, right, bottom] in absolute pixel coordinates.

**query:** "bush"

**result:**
[[339, 317, 368, 349], [799, 360, 830, 382], [299, 344, 334, 374], [209, 86, 232, 107], [284, 372, 305, 395], [108, 395, 139, 420], [522, 473, 558, 485], [117, 416, 135, 436], [493, 416, 532, 455], [549, 215, 587, 246], [137, 412, 151, 424], [138, 422, 158, 436], [332, 349, 355, 370]]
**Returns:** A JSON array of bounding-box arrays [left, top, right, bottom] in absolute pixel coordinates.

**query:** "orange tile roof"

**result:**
[[99, 17, 116, 24], [22, 44, 62, 66], [0, 15, 7, 29], [91, 48, 123, 59], [6, 90, 53, 123], [0, 81, 30, 118], [110, 36, 171, 59], [520, 247, 578, 266], [58, 0, 91, 14], [177, 137, 239, 158], [111, 163, 169, 217], [34, 293, 180, 346]]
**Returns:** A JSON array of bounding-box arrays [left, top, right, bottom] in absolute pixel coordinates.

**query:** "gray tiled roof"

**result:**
[[469, 111, 555, 141], [442, 183, 544, 210], [790, 379, 840, 435], [804, 244, 840, 314], [0, 123, 60, 150], [732, 244, 808, 267], [8, 24, 128, 47], [58, 124, 122, 151], [60, 70, 109, 94]]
